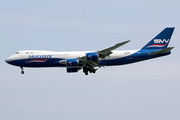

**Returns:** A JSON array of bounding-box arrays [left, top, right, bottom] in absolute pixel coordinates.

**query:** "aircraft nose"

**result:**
[[5, 57, 11, 63], [5, 59, 8, 63], [5, 56, 15, 64]]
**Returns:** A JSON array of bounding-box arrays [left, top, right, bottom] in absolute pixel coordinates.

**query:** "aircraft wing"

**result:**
[[78, 40, 131, 67], [97, 40, 131, 58]]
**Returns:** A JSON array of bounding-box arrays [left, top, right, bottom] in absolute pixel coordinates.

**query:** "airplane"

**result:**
[[5, 27, 174, 75]]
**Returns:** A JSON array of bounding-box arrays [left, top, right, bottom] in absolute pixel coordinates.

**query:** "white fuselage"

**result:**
[[6, 50, 139, 63]]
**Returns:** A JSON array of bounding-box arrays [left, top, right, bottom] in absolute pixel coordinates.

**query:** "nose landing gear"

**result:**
[[20, 67, 24, 74]]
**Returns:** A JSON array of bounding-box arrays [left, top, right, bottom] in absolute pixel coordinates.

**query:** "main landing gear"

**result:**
[[83, 67, 96, 75], [20, 67, 24, 74]]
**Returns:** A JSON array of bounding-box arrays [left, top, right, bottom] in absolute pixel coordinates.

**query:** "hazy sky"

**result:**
[[1, 0, 180, 120]]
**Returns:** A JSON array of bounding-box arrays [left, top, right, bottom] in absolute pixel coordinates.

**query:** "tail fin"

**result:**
[[141, 27, 175, 50]]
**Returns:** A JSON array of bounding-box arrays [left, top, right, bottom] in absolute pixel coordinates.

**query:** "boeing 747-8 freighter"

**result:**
[[5, 27, 174, 75]]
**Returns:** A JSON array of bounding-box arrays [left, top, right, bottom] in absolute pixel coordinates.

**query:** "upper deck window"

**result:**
[[15, 52, 19, 54]]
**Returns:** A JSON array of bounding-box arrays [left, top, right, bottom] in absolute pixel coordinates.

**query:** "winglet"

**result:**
[[114, 40, 131, 48]]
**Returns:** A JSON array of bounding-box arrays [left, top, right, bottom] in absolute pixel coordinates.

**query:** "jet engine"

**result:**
[[67, 67, 79, 73], [86, 53, 99, 60], [66, 59, 79, 67]]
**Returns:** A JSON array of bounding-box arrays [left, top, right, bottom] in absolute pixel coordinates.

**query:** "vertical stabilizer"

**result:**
[[141, 27, 174, 50]]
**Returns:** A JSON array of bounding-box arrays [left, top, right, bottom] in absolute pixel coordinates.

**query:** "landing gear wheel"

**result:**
[[21, 71, 24, 74], [20, 67, 24, 74], [85, 72, 88, 75]]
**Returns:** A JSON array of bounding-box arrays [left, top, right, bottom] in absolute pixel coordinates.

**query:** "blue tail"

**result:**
[[141, 27, 175, 50]]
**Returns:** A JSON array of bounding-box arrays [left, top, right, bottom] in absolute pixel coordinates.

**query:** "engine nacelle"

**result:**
[[67, 67, 79, 73], [66, 59, 79, 67], [86, 53, 99, 60], [59, 59, 79, 67]]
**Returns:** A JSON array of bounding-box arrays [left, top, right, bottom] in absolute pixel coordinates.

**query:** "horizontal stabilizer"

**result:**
[[149, 47, 174, 55]]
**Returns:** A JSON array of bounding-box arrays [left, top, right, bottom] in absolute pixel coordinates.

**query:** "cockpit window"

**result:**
[[15, 52, 19, 54]]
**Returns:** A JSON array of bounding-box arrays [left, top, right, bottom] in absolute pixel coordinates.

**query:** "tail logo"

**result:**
[[154, 39, 169, 43]]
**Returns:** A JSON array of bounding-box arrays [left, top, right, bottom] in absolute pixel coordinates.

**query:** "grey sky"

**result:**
[[0, 0, 180, 120]]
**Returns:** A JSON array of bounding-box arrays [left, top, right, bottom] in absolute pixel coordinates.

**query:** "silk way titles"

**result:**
[[29, 55, 53, 58]]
